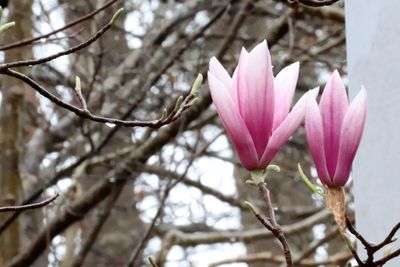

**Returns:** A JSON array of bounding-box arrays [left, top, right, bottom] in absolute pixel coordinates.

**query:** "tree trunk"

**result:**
[[0, 1, 33, 265]]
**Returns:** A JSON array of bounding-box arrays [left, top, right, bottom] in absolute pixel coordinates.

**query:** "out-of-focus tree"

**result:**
[[0, 1, 34, 265], [0, 1, 369, 267]]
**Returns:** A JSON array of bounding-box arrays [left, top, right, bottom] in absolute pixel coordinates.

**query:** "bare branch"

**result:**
[[287, 0, 341, 7], [0, 0, 119, 51], [0, 194, 58, 213]]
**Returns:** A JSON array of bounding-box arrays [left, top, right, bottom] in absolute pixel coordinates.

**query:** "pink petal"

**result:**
[[236, 40, 275, 158], [236, 47, 249, 110], [208, 71, 259, 170], [260, 88, 318, 168], [319, 70, 349, 177], [272, 62, 299, 131], [209, 57, 233, 95], [333, 87, 367, 186], [305, 96, 332, 186]]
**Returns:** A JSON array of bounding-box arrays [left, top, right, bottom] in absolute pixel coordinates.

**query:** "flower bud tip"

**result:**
[[111, 8, 124, 24], [0, 21, 15, 35], [174, 95, 184, 112], [190, 73, 203, 96], [75, 76, 82, 94]]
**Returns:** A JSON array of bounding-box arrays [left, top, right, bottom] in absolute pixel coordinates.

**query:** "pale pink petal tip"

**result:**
[[209, 57, 231, 87], [309, 87, 320, 98], [272, 61, 300, 131]]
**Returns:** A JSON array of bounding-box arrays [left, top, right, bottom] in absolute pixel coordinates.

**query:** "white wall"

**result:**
[[346, 0, 400, 264]]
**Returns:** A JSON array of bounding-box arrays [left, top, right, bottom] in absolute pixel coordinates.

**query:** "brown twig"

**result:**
[[258, 183, 292, 267], [0, 194, 58, 212], [374, 222, 400, 251], [345, 215, 371, 249], [125, 179, 177, 267], [373, 248, 400, 266], [7, 179, 126, 267], [0, 68, 197, 128], [345, 215, 373, 266], [287, 0, 340, 7], [0, 10, 117, 70], [209, 251, 351, 267], [344, 235, 364, 266], [345, 214, 400, 266], [125, 182, 174, 267], [0, 5, 203, 129], [0, 0, 119, 51], [148, 257, 159, 267]]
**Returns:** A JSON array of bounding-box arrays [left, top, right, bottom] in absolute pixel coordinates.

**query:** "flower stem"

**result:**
[[258, 182, 292, 267]]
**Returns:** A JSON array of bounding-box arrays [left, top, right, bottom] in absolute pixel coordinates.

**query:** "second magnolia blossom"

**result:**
[[305, 70, 367, 187], [208, 40, 317, 170]]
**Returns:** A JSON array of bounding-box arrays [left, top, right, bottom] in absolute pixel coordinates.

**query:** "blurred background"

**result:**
[[0, 0, 349, 266]]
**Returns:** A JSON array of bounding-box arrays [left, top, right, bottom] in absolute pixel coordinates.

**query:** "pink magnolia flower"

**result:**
[[305, 70, 367, 187], [208, 40, 317, 170]]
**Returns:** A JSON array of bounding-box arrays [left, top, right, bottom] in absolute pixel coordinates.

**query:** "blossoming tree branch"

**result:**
[[209, 40, 398, 267]]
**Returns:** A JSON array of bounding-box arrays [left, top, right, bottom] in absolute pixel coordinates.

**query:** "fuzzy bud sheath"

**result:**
[[324, 186, 346, 234]]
